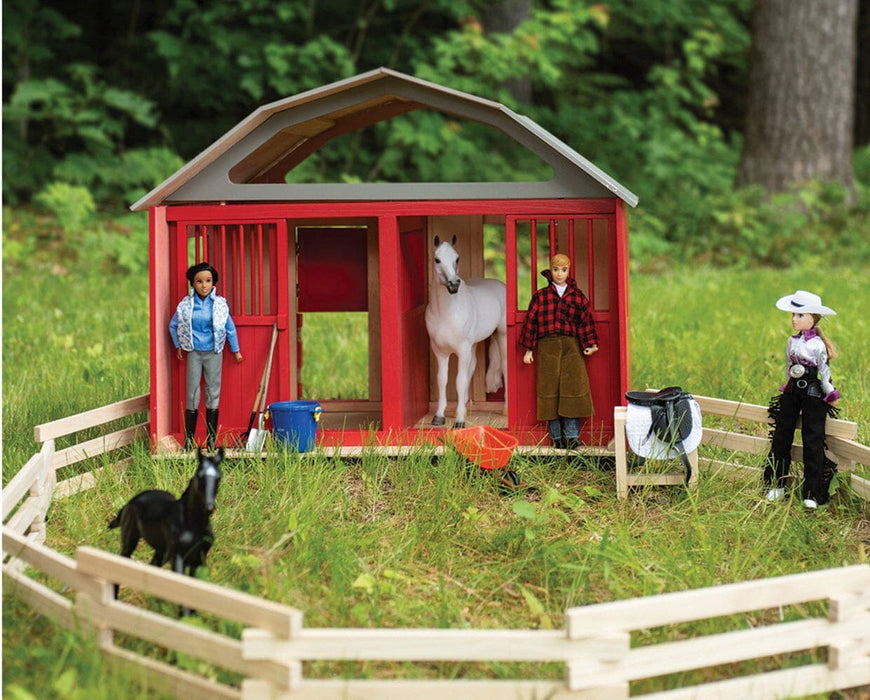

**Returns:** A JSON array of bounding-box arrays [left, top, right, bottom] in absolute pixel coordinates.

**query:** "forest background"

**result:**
[[2, 0, 869, 274]]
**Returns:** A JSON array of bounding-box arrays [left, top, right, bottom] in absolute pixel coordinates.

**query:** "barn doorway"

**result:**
[[294, 224, 382, 429]]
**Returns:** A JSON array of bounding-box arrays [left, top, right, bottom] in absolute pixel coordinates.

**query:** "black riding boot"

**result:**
[[184, 410, 198, 450], [206, 409, 219, 450]]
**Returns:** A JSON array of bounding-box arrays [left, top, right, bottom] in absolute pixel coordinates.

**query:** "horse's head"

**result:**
[[433, 235, 461, 294], [194, 447, 223, 513]]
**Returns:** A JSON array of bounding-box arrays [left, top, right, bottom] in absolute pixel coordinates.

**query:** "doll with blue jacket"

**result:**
[[764, 290, 839, 509], [169, 262, 243, 449]]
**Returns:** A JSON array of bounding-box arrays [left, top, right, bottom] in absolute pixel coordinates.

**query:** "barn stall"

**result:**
[[132, 68, 637, 450]]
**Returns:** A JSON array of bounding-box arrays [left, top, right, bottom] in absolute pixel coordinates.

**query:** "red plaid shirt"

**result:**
[[519, 272, 598, 351]]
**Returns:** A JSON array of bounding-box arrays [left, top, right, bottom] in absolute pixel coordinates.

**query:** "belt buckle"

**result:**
[[789, 364, 807, 379], [796, 378, 809, 389]]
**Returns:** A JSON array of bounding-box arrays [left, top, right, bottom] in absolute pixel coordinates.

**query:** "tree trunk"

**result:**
[[483, 0, 533, 104], [855, 0, 870, 146], [736, 0, 858, 202]]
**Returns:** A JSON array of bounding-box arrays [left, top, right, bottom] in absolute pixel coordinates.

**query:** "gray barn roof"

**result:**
[[131, 67, 637, 211]]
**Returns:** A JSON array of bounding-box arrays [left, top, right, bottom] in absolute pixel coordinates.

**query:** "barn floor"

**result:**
[[158, 408, 615, 458], [207, 442, 613, 460], [414, 409, 508, 430]]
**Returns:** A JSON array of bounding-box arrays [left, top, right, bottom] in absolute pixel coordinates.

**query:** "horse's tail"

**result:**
[[108, 506, 124, 529], [485, 334, 504, 393]]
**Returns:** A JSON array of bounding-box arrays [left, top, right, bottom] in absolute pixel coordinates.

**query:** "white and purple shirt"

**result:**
[[783, 328, 839, 402]]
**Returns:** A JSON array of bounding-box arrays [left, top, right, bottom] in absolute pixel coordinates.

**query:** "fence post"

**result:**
[[75, 572, 117, 651], [565, 611, 630, 697], [614, 406, 628, 499], [242, 627, 302, 695], [28, 441, 56, 545], [827, 590, 869, 671]]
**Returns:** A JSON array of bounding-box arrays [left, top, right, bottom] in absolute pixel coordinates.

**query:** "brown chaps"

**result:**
[[536, 335, 593, 420]]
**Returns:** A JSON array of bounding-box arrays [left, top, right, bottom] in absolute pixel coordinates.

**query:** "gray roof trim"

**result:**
[[131, 67, 637, 211]]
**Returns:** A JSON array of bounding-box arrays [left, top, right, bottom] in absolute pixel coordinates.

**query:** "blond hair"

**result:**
[[812, 314, 839, 360], [550, 253, 570, 268]]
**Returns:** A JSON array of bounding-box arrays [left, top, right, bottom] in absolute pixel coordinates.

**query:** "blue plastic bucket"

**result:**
[[269, 401, 323, 451]]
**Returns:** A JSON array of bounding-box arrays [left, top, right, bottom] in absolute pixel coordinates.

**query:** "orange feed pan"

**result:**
[[449, 425, 519, 470]]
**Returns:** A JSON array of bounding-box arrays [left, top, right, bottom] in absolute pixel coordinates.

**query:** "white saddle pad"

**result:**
[[625, 399, 702, 460]]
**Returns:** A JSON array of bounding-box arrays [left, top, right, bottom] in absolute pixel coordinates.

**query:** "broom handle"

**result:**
[[245, 323, 278, 435], [258, 324, 279, 413]]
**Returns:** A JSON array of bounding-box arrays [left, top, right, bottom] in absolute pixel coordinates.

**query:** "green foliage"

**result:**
[[2, 0, 863, 273], [34, 183, 95, 235], [3, 62, 164, 207], [691, 181, 868, 268], [53, 147, 185, 207], [632, 175, 869, 272]]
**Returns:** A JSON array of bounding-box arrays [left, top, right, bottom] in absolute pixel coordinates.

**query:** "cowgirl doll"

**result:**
[[765, 290, 839, 508], [169, 262, 243, 449], [519, 253, 598, 448]]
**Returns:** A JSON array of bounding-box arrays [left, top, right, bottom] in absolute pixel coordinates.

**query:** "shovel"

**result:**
[[245, 324, 278, 452]]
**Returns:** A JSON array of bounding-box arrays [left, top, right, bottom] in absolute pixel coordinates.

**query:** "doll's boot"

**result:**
[[206, 409, 219, 450], [184, 410, 198, 450]]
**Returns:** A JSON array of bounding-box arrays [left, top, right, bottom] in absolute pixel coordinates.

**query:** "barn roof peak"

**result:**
[[131, 67, 637, 211]]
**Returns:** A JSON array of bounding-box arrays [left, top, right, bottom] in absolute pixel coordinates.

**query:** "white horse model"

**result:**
[[425, 235, 508, 428]]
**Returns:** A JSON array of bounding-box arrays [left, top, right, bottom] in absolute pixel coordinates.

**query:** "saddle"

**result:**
[[625, 386, 696, 483]]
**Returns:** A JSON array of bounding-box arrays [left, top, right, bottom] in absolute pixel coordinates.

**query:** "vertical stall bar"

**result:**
[[219, 225, 227, 302], [237, 225, 246, 316], [568, 218, 575, 264], [587, 219, 595, 307], [529, 219, 537, 301], [257, 223, 264, 315]]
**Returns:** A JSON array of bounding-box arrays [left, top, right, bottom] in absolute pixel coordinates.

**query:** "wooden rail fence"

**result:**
[[3, 394, 869, 698], [615, 393, 870, 499]]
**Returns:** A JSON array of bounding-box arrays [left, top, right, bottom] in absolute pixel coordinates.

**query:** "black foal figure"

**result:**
[[109, 447, 223, 614]]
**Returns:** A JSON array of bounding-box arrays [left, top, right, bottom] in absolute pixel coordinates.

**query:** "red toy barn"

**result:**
[[132, 68, 638, 451]]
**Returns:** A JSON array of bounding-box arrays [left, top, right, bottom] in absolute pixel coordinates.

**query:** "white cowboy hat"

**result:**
[[775, 290, 836, 316]]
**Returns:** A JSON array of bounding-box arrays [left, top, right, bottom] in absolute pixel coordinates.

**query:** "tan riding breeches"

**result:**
[[535, 334, 593, 420]]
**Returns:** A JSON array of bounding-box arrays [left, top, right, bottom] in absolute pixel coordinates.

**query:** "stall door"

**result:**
[[505, 215, 617, 444], [171, 221, 290, 443]]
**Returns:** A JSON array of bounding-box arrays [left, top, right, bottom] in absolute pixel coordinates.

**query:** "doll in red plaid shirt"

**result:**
[[519, 254, 598, 448]]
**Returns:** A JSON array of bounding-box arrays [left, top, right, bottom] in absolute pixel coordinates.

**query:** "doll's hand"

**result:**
[[583, 344, 599, 356], [234, 351, 244, 364], [176, 347, 185, 360], [523, 350, 534, 364]]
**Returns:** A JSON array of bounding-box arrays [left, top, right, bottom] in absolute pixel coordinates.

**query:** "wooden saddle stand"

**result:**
[[625, 386, 696, 482]]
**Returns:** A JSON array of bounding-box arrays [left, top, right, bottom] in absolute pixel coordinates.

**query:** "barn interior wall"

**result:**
[[292, 219, 383, 431], [398, 217, 430, 426]]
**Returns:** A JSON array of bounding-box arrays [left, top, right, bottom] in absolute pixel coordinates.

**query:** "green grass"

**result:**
[[630, 267, 868, 436], [3, 222, 869, 696], [301, 311, 370, 399]]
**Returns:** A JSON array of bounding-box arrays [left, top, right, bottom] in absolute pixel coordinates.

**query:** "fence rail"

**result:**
[[616, 393, 870, 499], [694, 394, 870, 498], [3, 394, 869, 698]]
